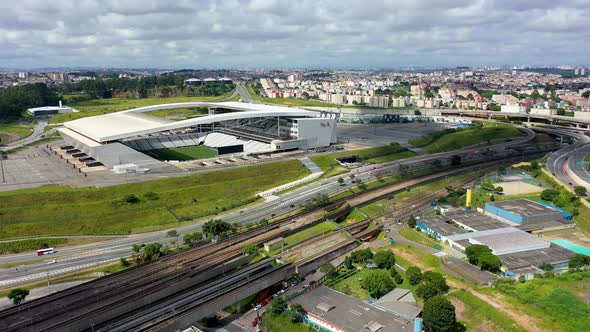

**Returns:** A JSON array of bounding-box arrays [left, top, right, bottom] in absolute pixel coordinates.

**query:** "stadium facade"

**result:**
[[58, 102, 338, 169]]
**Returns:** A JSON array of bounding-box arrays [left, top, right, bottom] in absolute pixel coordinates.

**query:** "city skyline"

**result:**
[[2, 0, 590, 69]]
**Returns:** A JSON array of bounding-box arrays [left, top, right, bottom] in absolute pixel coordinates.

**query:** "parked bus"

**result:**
[[37, 248, 55, 256]]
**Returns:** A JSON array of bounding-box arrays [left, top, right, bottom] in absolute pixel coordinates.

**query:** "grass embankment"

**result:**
[[310, 144, 417, 178], [266, 221, 338, 256], [410, 122, 523, 153], [246, 81, 262, 102], [352, 172, 475, 218], [493, 271, 590, 332], [0, 133, 9, 143], [148, 146, 218, 161], [449, 289, 527, 332], [0, 260, 132, 297], [0, 237, 114, 255], [0, 121, 35, 138], [0, 160, 309, 239], [50, 94, 232, 123], [398, 227, 443, 250]]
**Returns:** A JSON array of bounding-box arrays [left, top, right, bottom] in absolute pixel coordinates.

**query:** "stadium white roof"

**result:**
[[64, 101, 322, 143]]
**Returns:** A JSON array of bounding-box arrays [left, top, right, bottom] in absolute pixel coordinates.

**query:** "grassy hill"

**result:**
[[0, 160, 309, 238], [410, 122, 523, 153]]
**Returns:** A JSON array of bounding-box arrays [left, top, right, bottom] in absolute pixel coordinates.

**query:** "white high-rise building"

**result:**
[[18, 72, 29, 79]]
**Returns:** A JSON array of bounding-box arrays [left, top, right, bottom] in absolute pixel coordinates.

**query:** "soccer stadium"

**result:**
[[57, 102, 338, 170]]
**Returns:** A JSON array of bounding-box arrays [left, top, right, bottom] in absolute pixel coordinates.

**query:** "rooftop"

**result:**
[[445, 210, 508, 231], [486, 199, 561, 217], [64, 101, 321, 142], [296, 286, 414, 332], [469, 228, 550, 255]]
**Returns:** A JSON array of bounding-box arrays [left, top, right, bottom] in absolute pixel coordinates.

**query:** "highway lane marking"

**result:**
[[0, 257, 120, 286]]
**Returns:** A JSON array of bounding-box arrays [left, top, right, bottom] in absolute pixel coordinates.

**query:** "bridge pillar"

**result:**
[[576, 123, 581, 128], [527, 117, 531, 123]]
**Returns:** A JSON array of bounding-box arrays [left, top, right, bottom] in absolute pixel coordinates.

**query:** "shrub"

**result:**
[[124, 194, 140, 203], [406, 266, 423, 285], [373, 251, 396, 270]]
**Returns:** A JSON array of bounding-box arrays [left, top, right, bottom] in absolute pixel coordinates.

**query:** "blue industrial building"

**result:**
[[484, 199, 564, 225]]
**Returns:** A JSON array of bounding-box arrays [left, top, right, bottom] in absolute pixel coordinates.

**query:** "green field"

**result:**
[[50, 94, 231, 124], [398, 227, 443, 250], [0, 160, 309, 239], [449, 289, 526, 332], [310, 144, 417, 177], [493, 271, 590, 332], [0, 133, 9, 143], [148, 146, 218, 161], [410, 122, 523, 153], [0, 121, 35, 138]]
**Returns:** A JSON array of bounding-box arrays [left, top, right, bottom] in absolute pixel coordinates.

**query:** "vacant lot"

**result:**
[[449, 289, 526, 332], [310, 144, 417, 177], [493, 271, 590, 332], [148, 146, 218, 161], [410, 122, 523, 153], [0, 160, 309, 238], [50, 94, 230, 123]]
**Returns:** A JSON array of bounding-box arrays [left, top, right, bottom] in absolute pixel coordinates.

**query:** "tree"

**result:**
[[408, 215, 417, 228], [356, 178, 367, 191], [351, 249, 373, 263], [304, 194, 330, 210], [414, 110, 422, 115], [406, 266, 423, 285], [530, 160, 540, 170], [540, 189, 559, 201], [373, 251, 396, 270], [202, 219, 235, 238], [243, 244, 259, 255], [394, 274, 404, 284], [337, 177, 344, 185], [167, 230, 178, 238], [574, 186, 587, 196], [422, 296, 456, 332], [582, 90, 590, 98], [7, 288, 30, 305], [423, 271, 449, 293], [183, 231, 203, 246], [287, 303, 305, 323], [131, 243, 142, 262], [569, 254, 590, 268], [258, 219, 269, 226], [343, 256, 354, 269], [120, 257, 130, 267], [320, 262, 337, 278], [465, 244, 501, 272], [416, 283, 441, 301], [268, 297, 287, 316], [538, 262, 554, 271], [431, 159, 442, 169], [495, 186, 504, 194], [450, 155, 462, 166], [142, 242, 163, 261], [518, 275, 526, 283], [362, 269, 396, 298]]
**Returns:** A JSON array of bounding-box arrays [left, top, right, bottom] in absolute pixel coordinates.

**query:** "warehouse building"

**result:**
[[28, 101, 78, 116], [484, 199, 564, 225], [445, 227, 550, 256]]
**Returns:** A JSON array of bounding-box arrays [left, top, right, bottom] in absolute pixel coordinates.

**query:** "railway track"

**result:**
[[0, 154, 536, 332]]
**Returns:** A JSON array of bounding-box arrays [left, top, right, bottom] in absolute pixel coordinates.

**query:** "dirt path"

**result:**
[[447, 280, 545, 332], [392, 247, 545, 332]]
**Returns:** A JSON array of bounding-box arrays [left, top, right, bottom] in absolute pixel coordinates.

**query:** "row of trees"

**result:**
[[0, 83, 59, 119]]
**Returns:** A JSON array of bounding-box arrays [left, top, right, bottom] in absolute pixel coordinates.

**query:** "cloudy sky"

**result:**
[[2, 0, 589, 69]]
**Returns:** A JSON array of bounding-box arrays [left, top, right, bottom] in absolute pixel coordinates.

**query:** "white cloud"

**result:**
[[1, 0, 589, 68]]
